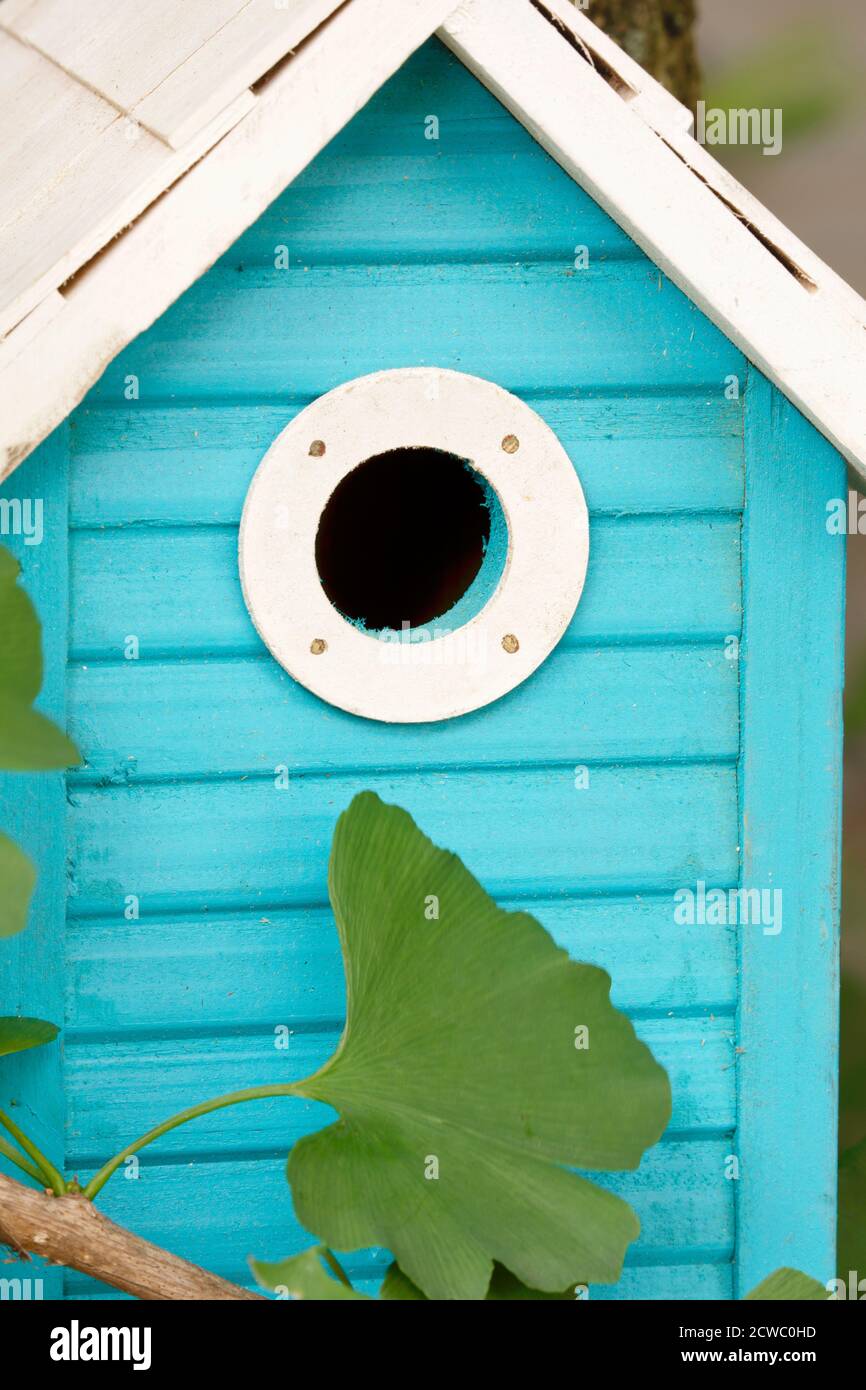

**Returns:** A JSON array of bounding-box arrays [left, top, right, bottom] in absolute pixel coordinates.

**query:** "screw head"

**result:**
[[309, 439, 326, 457], [502, 633, 519, 654], [501, 434, 519, 454], [310, 638, 327, 655]]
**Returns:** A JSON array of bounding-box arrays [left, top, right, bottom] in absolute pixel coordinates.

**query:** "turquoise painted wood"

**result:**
[[735, 373, 845, 1294], [0, 428, 70, 1299], [0, 38, 844, 1301]]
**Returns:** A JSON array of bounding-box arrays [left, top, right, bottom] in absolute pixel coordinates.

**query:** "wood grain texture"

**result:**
[[3, 0, 246, 113], [0, 428, 69, 1297], [69, 393, 744, 524], [132, 0, 347, 150], [0, 292, 65, 371], [4, 0, 346, 148], [67, 645, 739, 781], [57, 1139, 733, 1296], [0, 30, 255, 339], [68, 1260, 734, 1301], [0, 30, 113, 238], [64, 1017, 734, 1167], [66, 892, 737, 1029], [89, 259, 742, 403], [734, 372, 845, 1294], [68, 516, 741, 660], [66, 764, 740, 918], [0, 1172, 262, 1300]]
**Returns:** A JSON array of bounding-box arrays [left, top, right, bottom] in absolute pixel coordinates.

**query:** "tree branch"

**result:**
[[0, 1173, 265, 1301]]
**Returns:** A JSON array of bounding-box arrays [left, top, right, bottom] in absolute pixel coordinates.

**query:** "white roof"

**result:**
[[2, 0, 866, 481]]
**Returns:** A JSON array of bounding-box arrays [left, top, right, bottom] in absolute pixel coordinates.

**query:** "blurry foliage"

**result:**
[[838, 1138, 866, 1281], [844, 648, 866, 741], [839, 968, 866, 1152], [703, 24, 856, 151]]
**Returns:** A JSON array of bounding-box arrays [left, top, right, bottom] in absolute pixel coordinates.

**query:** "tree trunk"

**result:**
[[582, 0, 700, 111]]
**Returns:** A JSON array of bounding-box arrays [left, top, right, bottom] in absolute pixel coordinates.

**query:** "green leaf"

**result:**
[[838, 1137, 866, 1284], [0, 833, 36, 939], [379, 1264, 426, 1301], [744, 1268, 829, 1301], [0, 547, 41, 705], [0, 545, 79, 774], [288, 792, 671, 1301], [0, 1016, 59, 1058], [251, 1247, 370, 1301], [381, 1262, 576, 1301], [0, 697, 79, 770]]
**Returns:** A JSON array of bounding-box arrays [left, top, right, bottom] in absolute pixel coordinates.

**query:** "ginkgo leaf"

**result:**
[[744, 1268, 829, 1301], [0, 1016, 59, 1058], [0, 547, 41, 705], [0, 545, 79, 937], [0, 697, 79, 771], [288, 792, 671, 1301], [381, 1262, 576, 1301], [0, 545, 79, 775], [251, 1247, 369, 1301], [0, 833, 36, 939]]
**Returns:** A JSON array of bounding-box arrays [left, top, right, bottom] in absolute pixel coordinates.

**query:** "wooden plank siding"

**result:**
[[57, 41, 745, 1299], [734, 375, 845, 1294], [1, 39, 843, 1301]]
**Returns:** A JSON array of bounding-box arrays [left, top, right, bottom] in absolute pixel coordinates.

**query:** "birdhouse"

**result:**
[[1, 0, 860, 1301]]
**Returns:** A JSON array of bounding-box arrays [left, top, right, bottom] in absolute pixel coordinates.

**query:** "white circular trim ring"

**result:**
[[239, 368, 589, 723]]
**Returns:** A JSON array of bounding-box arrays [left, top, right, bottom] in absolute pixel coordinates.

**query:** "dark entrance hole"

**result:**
[[315, 447, 496, 632]]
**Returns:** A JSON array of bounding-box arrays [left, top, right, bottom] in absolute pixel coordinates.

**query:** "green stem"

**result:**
[[0, 1133, 45, 1184], [0, 1108, 66, 1196], [83, 1083, 301, 1201]]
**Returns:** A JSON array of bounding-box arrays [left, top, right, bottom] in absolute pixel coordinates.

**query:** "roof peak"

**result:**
[[2, 0, 865, 479]]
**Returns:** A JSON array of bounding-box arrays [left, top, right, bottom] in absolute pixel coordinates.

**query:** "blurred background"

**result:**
[[697, 0, 866, 1153]]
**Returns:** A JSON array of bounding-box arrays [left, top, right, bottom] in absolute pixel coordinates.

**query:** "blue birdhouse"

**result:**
[[1, 0, 859, 1302]]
